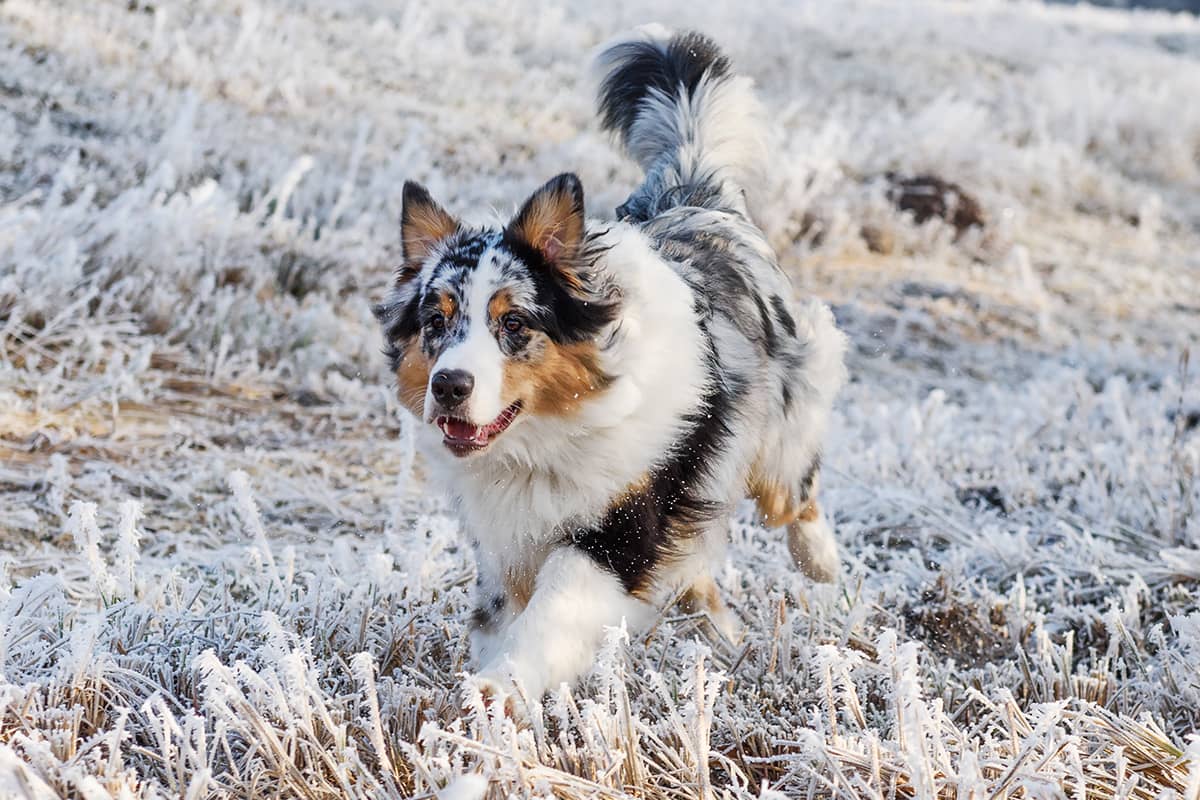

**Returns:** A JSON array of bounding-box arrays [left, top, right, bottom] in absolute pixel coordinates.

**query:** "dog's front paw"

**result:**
[[463, 670, 524, 720], [477, 673, 515, 717]]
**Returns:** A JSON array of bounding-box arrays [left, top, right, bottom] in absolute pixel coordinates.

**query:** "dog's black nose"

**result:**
[[431, 369, 474, 409]]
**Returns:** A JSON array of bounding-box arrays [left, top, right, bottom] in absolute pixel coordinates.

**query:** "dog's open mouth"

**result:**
[[436, 401, 522, 456]]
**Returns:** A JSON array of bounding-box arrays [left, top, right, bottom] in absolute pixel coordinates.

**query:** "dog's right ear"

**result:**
[[400, 181, 458, 278]]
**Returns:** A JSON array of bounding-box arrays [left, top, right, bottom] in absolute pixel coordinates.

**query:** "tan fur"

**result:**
[[487, 290, 513, 323], [748, 471, 808, 528], [502, 543, 553, 613], [436, 292, 457, 321], [749, 469, 829, 580], [395, 339, 432, 417], [509, 186, 584, 291], [502, 340, 609, 417], [503, 566, 535, 612], [786, 513, 834, 583], [680, 573, 741, 642], [680, 574, 723, 616], [631, 580, 658, 603], [614, 471, 652, 505], [401, 199, 458, 265]]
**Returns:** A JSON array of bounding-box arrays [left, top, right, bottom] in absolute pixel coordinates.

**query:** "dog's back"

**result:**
[[595, 28, 848, 582]]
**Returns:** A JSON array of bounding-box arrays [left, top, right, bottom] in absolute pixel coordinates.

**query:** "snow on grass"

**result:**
[[1, 0, 1198, 797]]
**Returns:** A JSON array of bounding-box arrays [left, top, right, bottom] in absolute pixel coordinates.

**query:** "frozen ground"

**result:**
[[1, 0, 1199, 797]]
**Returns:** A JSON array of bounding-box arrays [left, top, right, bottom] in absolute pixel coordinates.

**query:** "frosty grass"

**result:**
[[1, 1, 1198, 797]]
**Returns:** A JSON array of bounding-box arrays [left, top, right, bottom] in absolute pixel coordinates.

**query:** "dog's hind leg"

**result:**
[[749, 463, 839, 583], [784, 490, 838, 584], [680, 572, 741, 642]]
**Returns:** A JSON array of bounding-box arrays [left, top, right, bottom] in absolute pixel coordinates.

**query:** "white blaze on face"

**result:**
[[425, 250, 507, 425]]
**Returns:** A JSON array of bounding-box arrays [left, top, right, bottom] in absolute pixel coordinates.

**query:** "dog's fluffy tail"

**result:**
[[594, 26, 768, 221]]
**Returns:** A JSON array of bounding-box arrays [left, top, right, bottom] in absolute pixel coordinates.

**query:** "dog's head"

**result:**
[[375, 173, 618, 458]]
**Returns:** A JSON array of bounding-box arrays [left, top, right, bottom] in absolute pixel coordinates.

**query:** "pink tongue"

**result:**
[[446, 418, 485, 442]]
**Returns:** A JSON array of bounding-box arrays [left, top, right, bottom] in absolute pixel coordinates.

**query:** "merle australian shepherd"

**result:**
[[374, 26, 847, 707]]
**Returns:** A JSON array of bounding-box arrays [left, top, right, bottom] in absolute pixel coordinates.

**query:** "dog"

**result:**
[[374, 26, 847, 707]]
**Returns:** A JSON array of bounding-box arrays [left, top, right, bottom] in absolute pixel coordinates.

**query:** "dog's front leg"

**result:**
[[474, 546, 653, 704], [468, 562, 517, 671]]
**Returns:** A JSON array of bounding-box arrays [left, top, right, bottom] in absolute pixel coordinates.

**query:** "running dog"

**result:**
[[374, 26, 847, 706]]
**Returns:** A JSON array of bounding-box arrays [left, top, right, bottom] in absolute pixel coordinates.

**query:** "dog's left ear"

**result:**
[[507, 173, 586, 286]]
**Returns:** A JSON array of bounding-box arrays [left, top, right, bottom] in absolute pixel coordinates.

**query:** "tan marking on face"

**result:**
[[394, 338, 432, 417], [436, 292, 457, 321], [501, 339, 610, 417], [487, 290, 513, 324]]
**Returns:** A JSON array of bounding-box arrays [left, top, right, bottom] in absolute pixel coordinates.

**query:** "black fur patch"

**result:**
[[498, 233, 618, 345], [796, 454, 821, 507], [651, 224, 752, 309], [374, 291, 422, 372], [753, 292, 778, 357], [617, 175, 726, 222], [568, 342, 742, 593], [597, 31, 731, 146], [770, 294, 797, 337], [470, 594, 506, 631], [439, 232, 492, 270]]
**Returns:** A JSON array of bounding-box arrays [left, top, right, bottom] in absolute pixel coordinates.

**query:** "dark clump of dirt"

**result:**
[[901, 576, 1011, 668], [1168, 407, 1200, 432], [276, 251, 335, 300], [956, 485, 1008, 515], [885, 173, 986, 234]]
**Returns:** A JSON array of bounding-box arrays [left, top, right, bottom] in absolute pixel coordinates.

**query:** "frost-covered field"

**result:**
[[1, 0, 1199, 797]]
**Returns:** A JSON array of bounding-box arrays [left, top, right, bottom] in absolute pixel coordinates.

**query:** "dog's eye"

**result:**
[[428, 313, 446, 332], [502, 313, 525, 334]]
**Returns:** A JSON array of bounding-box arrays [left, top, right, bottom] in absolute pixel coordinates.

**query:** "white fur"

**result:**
[[789, 510, 840, 585], [422, 224, 709, 552], [409, 216, 849, 701], [414, 224, 719, 699], [474, 548, 654, 701], [592, 25, 770, 214], [424, 250, 509, 425]]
